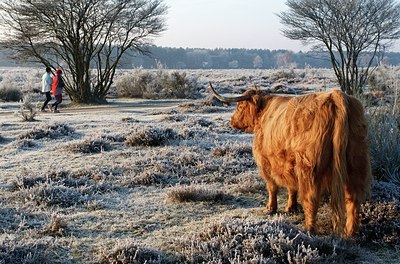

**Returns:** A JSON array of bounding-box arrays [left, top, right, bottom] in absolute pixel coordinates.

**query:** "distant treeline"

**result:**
[[1, 46, 400, 69], [121, 46, 400, 69]]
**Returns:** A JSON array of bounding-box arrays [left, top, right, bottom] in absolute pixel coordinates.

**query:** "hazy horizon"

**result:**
[[154, 0, 400, 52]]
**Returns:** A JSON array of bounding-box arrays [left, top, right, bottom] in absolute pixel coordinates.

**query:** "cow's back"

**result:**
[[253, 91, 347, 189]]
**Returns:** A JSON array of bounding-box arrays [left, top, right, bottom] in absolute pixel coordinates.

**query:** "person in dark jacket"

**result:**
[[41, 67, 53, 112]]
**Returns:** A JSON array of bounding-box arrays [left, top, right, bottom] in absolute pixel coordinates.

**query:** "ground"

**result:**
[[0, 68, 399, 263]]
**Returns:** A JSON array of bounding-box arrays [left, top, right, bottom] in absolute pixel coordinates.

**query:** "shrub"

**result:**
[[167, 185, 228, 203], [368, 109, 400, 182], [18, 122, 75, 140], [175, 218, 351, 263], [0, 134, 6, 143], [268, 69, 297, 82], [360, 201, 400, 245], [16, 95, 37, 121], [160, 71, 200, 99], [128, 171, 166, 186], [66, 137, 111, 154], [0, 238, 60, 264], [370, 180, 400, 202], [0, 82, 22, 101], [116, 69, 200, 99], [13, 139, 36, 149], [99, 240, 170, 264], [13, 168, 113, 207], [116, 70, 153, 98], [125, 126, 177, 147], [19, 183, 88, 207]]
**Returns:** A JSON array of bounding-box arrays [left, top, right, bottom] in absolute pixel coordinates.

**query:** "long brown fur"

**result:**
[[230, 89, 372, 236]]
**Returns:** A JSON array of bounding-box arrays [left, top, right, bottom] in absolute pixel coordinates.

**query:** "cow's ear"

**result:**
[[251, 95, 264, 111]]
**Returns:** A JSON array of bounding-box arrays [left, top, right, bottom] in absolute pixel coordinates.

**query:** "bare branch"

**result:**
[[0, 0, 167, 103], [279, 0, 400, 94]]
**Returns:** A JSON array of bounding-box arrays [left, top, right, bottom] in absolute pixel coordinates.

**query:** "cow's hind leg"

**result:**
[[285, 188, 298, 213], [299, 179, 321, 234], [344, 186, 361, 237]]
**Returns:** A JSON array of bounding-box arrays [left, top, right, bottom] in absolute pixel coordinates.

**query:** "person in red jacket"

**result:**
[[50, 69, 65, 113]]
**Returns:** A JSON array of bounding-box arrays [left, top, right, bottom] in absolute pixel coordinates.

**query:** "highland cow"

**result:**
[[210, 82, 371, 236]]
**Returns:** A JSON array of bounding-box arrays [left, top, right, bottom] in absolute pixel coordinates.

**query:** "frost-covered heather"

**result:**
[[173, 217, 353, 263], [0, 67, 399, 263]]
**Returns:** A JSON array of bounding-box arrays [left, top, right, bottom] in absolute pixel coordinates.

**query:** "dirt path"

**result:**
[[0, 99, 184, 116]]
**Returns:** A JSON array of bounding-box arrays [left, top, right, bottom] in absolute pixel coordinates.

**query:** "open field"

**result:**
[[0, 68, 399, 263]]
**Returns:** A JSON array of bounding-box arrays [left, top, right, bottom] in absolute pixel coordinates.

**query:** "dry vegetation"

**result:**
[[0, 67, 399, 263]]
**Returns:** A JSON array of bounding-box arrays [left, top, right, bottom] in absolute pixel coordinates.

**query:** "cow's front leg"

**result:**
[[285, 188, 298, 213], [263, 180, 278, 214]]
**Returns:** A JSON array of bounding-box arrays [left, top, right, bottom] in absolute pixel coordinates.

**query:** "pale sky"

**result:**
[[154, 0, 400, 52]]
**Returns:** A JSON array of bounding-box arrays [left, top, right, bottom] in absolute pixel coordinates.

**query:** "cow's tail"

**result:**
[[330, 90, 348, 235]]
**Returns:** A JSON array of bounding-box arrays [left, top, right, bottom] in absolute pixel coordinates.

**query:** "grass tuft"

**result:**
[[125, 126, 177, 147], [0, 237, 60, 263], [42, 214, 68, 236], [18, 122, 75, 140], [66, 137, 111, 153], [99, 240, 170, 264], [167, 184, 229, 203]]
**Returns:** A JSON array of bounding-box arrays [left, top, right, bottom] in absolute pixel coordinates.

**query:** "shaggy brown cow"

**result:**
[[210, 82, 372, 236]]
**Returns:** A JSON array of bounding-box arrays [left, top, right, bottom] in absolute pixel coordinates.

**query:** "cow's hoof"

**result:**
[[284, 205, 299, 214], [304, 226, 317, 236], [263, 207, 277, 215]]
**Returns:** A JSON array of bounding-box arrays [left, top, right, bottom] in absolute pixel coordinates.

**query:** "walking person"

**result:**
[[41, 67, 53, 112], [51, 69, 65, 113]]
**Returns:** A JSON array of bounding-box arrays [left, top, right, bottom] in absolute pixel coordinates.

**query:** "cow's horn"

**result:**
[[209, 82, 251, 103]]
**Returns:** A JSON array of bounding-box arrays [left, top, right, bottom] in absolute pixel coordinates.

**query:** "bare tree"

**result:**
[[0, 0, 167, 103], [278, 0, 400, 95]]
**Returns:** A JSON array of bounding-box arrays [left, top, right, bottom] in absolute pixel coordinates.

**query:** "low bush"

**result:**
[[116, 69, 200, 99], [167, 184, 228, 203], [66, 137, 111, 154], [18, 122, 75, 140], [13, 168, 113, 207], [174, 218, 352, 263], [99, 240, 170, 264], [0, 237, 60, 264], [13, 139, 36, 149], [368, 109, 400, 182], [16, 95, 37, 122], [125, 126, 177, 147], [0, 82, 22, 101]]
